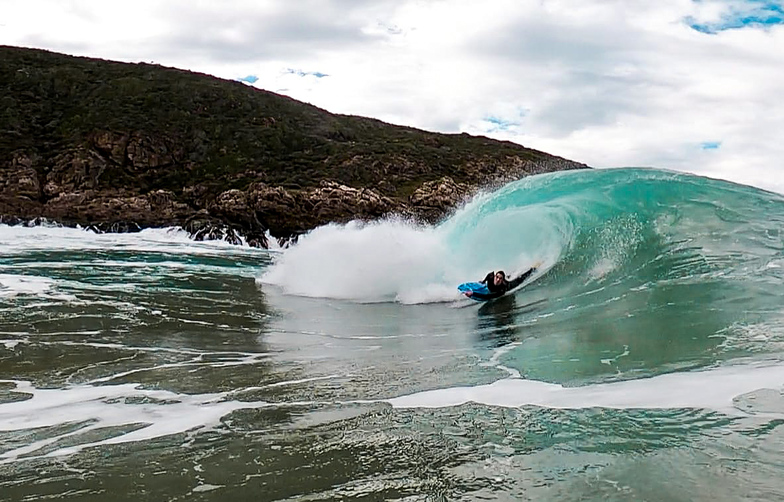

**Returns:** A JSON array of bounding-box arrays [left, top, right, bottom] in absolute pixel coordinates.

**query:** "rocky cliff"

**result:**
[[0, 46, 588, 247]]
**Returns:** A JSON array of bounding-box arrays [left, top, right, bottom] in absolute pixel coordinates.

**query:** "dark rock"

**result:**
[[44, 148, 108, 197], [408, 177, 473, 223], [41, 189, 191, 229], [0, 153, 43, 218], [209, 189, 268, 247], [85, 221, 142, 234], [0, 215, 24, 226], [90, 131, 129, 165], [183, 213, 249, 247], [182, 185, 210, 209], [3, 153, 40, 200]]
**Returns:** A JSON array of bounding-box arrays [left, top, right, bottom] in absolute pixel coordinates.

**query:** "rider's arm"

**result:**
[[507, 267, 536, 290]]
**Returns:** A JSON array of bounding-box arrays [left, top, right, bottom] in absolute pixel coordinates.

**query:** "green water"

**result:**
[[1, 168, 784, 501]]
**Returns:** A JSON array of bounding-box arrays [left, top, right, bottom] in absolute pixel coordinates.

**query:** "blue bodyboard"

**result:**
[[457, 282, 491, 301]]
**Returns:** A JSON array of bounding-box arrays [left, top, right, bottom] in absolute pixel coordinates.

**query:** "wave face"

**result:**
[[262, 168, 784, 310]]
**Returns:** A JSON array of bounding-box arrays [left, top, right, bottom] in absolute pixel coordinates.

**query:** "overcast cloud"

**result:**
[[1, 0, 783, 193]]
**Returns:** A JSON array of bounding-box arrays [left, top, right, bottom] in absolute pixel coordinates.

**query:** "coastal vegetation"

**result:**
[[0, 46, 587, 246]]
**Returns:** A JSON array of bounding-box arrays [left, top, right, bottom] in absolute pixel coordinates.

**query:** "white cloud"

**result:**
[[1, 0, 783, 193]]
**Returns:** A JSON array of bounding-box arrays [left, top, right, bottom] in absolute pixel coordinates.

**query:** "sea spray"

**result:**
[[259, 218, 458, 303]]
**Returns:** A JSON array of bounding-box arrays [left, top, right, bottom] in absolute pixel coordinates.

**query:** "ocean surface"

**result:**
[[2, 167, 784, 501]]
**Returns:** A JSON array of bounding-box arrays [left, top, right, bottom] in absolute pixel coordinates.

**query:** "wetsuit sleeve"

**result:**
[[507, 267, 536, 290], [469, 289, 505, 301], [480, 272, 494, 285]]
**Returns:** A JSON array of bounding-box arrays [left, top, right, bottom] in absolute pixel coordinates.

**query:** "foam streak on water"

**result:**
[[389, 361, 784, 413], [0, 380, 269, 462]]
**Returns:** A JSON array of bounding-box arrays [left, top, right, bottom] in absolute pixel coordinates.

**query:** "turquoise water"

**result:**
[[1, 168, 784, 500]]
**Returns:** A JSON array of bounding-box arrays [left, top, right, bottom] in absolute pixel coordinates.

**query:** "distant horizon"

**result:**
[[2, 0, 783, 193]]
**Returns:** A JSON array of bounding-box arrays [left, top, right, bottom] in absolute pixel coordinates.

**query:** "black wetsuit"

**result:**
[[473, 268, 536, 301]]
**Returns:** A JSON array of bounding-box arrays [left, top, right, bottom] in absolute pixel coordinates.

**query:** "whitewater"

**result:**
[[2, 168, 784, 501]]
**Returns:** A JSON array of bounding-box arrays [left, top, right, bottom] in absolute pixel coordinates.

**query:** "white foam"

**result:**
[[0, 379, 269, 462], [259, 219, 461, 303], [481, 342, 523, 378], [192, 484, 224, 493], [0, 274, 62, 299], [388, 362, 784, 414], [601, 345, 630, 366], [396, 283, 464, 305], [0, 225, 264, 257]]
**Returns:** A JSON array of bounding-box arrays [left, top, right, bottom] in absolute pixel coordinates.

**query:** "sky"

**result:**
[[1, 0, 783, 193]]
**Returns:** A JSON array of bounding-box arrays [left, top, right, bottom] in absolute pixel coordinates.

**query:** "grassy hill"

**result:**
[[0, 46, 587, 246]]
